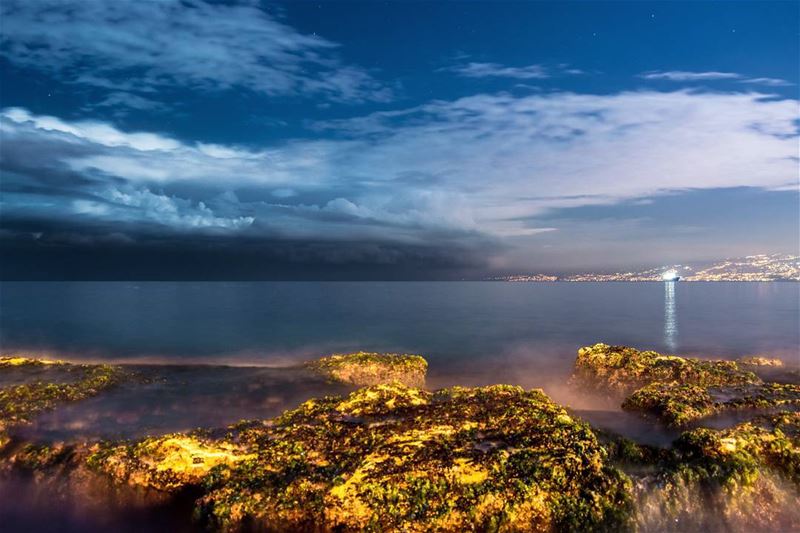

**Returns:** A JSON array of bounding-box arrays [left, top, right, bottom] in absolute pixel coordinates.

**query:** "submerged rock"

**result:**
[[307, 351, 428, 388], [0, 358, 125, 448], [626, 411, 800, 532], [88, 434, 256, 491], [575, 345, 800, 531], [0, 356, 64, 367], [88, 383, 633, 531], [3, 346, 798, 531]]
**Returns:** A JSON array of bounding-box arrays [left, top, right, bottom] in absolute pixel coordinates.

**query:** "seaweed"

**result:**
[[0, 358, 125, 448], [307, 352, 428, 388], [89, 383, 634, 531]]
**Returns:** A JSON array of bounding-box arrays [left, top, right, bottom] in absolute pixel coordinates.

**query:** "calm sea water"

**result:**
[[1, 281, 797, 381]]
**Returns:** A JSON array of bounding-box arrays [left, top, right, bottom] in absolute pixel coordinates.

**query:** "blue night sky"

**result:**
[[0, 0, 798, 279]]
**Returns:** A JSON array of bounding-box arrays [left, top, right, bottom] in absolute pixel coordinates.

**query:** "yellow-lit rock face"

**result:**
[[0, 356, 63, 367], [88, 383, 633, 531], [308, 351, 428, 388], [571, 344, 800, 427], [571, 343, 759, 397], [91, 436, 255, 490], [738, 356, 785, 367]]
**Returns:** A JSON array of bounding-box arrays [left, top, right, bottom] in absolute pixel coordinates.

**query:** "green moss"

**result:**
[[572, 344, 798, 428], [89, 383, 634, 531], [571, 343, 758, 397], [621, 380, 800, 427], [307, 351, 428, 388], [0, 359, 125, 446], [738, 356, 784, 367]]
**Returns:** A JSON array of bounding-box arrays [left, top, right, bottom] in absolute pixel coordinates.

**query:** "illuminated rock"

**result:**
[[88, 383, 633, 531], [307, 351, 428, 388]]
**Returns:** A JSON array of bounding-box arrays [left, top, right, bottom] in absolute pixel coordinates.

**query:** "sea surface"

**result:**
[[1, 281, 798, 370]]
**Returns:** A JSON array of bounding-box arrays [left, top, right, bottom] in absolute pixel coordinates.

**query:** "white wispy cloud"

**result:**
[[639, 70, 742, 81], [0, 0, 392, 104], [1, 90, 797, 244], [640, 71, 792, 86], [445, 62, 551, 79], [442, 62, 587, 80], [739, 77, 793, 87]]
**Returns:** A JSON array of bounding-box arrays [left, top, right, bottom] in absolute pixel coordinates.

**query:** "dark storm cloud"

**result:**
[[0, 215, 494, 280]]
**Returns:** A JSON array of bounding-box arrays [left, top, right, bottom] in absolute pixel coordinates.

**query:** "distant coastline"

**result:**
[[487, 253, 800, 282]]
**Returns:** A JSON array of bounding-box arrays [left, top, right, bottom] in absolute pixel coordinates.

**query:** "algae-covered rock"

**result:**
[[631, 411, 800, 531], [0, 356, 64, 368], [571, 344, 799, 428], [0, 358, 125, 447], [738, 356, 784, 367], [308, 351, 428, 388], [571, 344, 758, 397], [622, 382, 800, 427], [90, 383, 633, 531], [88, 434, 256, 491]]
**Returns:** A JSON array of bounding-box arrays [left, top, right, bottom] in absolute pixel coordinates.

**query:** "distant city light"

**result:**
[[661, 270, 680, 282]]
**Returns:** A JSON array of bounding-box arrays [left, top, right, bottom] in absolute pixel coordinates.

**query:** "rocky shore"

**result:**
[[1, 346, 798, 531]]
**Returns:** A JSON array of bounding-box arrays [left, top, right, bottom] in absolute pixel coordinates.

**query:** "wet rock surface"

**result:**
[[0, 358, 126, 448], [575, 344, 800, 532], [307, 351, 428, 388]]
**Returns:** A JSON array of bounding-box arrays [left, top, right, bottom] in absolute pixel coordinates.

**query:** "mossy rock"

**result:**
[[88, 434, 256, 491], [622, 382, 800, 427], [308, 352, 428, 388], [631, 412, 800, 531], [571, 344, 758, 397], [0, 358, 125, 447], [570, 344, 799, 427], [738, 356, 784, 368], [0, 356, 65, 368], [89, 383, 634, 531]]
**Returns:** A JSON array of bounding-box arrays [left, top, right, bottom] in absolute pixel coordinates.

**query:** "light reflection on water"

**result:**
[[664, 281, 677, 351]]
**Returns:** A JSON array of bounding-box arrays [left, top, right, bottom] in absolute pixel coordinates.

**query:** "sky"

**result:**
[[0, 0, 798, 280]]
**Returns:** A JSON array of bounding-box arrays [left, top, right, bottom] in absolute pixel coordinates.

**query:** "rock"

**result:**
[[307, 351, 428, 388], [0, 358, 125, 448], [571, 343, 758, 398], [571, 344, 800, 427], [738, 356, 785, 367], [89, 383, 634, 531], [622, 382, 800, 426], [629, 412, 800, 532]]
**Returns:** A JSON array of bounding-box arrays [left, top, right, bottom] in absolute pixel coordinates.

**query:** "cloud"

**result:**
[[640, 71, 791, 86], [1, 89, 797, 257], [639, 70, 742, 81], [442, 62, 586, 80], [446, 62, 551, 79], [739, 77, 793, 87], [0, 0, 391, 104]]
